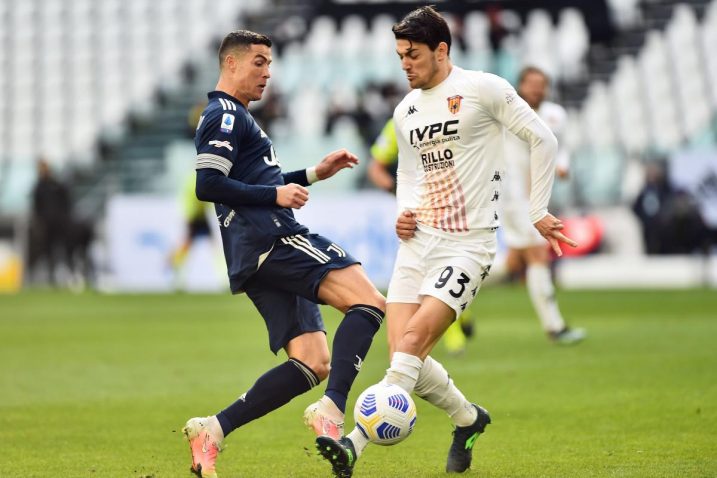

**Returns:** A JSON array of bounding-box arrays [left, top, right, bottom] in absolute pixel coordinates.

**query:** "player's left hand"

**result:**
[[533, 213, 577, 256], [315, 149, 359, 180]]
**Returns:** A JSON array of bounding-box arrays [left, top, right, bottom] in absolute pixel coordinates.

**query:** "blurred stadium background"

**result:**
[[1, 2, 717, 477], [0, 0, 716, 292]]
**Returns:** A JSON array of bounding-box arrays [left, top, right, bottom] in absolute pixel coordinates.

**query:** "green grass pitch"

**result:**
[[1, 287, 715, 477]]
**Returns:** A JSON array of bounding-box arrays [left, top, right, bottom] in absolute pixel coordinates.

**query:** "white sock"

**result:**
[[385, 352, 423, 394], [414, 356, 477, 427], [347, 427, 370, 457], [207, 415, 225, 442], [526, 264, 566, 334]]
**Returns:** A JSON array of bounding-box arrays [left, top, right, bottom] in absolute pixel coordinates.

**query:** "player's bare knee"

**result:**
[[292, 355, 330, 382], [364, 291, 386, 312], [312, 360, 330, 381]]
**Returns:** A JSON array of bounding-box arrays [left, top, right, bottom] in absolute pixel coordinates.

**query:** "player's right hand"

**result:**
[[533, 212, 577, 256], [396, 210, 417, 240], [276, 183, 309, 209]]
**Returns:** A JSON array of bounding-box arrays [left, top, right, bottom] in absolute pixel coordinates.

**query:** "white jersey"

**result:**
[[394, 67, 558, 236], [503, 101, 567, 205]]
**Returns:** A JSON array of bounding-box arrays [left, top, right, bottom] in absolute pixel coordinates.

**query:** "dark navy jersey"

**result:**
[[194, 91, 309, 292]]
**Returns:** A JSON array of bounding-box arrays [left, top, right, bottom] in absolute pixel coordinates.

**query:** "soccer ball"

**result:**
[[354, 383, 417, 446]]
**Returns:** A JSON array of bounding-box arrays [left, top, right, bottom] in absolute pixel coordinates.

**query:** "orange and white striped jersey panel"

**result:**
[[416, 168, 468, 233]]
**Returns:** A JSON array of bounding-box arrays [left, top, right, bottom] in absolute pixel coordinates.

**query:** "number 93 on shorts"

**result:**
[[387, 230, 496, 318]]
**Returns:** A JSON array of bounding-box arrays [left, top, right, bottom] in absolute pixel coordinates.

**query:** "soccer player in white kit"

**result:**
[[316, 7, 576, 477], [501, 66, 586, 344]]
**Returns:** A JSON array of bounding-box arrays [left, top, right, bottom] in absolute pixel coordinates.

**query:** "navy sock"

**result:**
[[325, 304, 383, 413], [216, 358, 319, 437]]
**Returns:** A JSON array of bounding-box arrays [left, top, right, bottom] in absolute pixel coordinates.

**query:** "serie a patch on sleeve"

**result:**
[[221, 113, 235, 133]]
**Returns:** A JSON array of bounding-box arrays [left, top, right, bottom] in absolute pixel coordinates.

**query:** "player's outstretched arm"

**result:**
[[196, 168, 277, 207], [314, 149, 359, 181], [533, 213, 577, 256]]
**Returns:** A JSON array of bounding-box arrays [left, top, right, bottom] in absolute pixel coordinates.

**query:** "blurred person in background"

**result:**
[[632, 161, 709, 254], [169, 171, 213, 286], [632, 161, 673, 254], [182, 30, 386, 478], [27, 158, 94, 290], [367, 117, 475, 355], [317, 7, 576, 477], [500, 66, 585, 345], [27, 158, 71, 287]]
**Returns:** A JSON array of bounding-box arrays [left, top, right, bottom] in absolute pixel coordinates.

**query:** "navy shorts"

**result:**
[[243, 233, 360, 354]]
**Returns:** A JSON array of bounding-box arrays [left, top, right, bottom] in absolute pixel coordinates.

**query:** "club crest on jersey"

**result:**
[[220, 113, 235, 133], [447, 95, 463, 114]]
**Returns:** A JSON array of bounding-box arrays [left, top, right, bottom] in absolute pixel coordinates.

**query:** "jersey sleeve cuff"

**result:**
[[306, 166, 319, 184], [530, 209, 549, 224]]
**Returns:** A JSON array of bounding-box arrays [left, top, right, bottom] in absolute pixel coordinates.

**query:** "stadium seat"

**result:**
[[0, 0, 244, 168], [606, 0, 642, 28], [609, 55, 649, 155], [556, 8, 589, 81], [522, 9, 558, 80], [666, 5, 711, 138], [647, 31, 684, 150]]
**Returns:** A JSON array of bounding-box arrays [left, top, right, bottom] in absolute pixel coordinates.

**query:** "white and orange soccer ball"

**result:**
[[353, 383, 417, 446]]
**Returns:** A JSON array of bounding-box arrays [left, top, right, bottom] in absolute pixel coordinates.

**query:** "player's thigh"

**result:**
[[255, 233, 360, 306], [386, 237, 426, 309], [318, 264, 385, 313], [386, 302, 420, 358], [523, 243, 550, 264], [244, 280, 325, 356], [506, 247, 526, 275]]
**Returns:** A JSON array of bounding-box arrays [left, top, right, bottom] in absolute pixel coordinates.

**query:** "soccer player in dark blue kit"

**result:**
[[182, 30, 386, 478]]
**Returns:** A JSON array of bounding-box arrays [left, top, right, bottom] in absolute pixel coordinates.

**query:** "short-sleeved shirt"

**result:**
[[194, 91, 309, 292]]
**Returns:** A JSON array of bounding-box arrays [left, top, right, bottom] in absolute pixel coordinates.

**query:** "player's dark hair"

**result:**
[[518, 66, 550, 85], [218, 30, 272, 67], [392, 6, 451, 55]]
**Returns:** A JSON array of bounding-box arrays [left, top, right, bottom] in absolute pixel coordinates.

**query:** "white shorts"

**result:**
[[387, 227, 497, 318], [500, 202, 546, 249]]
